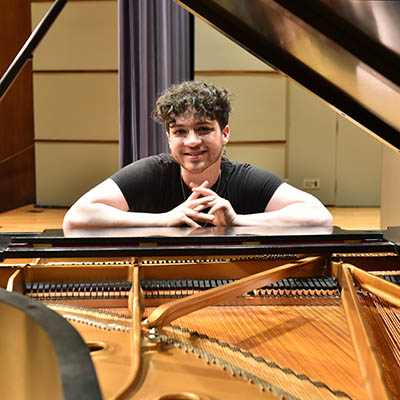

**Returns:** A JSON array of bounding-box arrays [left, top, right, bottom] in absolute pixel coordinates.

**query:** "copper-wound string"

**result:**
[[358, 291, 400, 398], [160, 304, 363, 400]]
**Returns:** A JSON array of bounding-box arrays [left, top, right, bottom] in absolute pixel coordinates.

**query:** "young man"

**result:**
[[63, 81, 332, 229]]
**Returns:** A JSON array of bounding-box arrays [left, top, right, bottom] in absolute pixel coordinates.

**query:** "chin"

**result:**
[[182, 162, 207, 174], [186, 166, 206, 174]]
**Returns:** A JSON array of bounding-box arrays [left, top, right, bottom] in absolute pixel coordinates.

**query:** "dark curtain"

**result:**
[[118, 0, 193, 167]]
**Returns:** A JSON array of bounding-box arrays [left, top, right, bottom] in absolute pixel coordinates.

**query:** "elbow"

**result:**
[[314, 207, 333, 227], [320, 215, 333, 227], [325, 211, 333, 226], [62, 208, 86, 230], [299, 203, 333, 227], [62, 215, 77, 231], [62, 216, 76, 231]]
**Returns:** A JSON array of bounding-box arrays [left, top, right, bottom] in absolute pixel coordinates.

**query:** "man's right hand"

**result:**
[[163, 181, 216, 227]]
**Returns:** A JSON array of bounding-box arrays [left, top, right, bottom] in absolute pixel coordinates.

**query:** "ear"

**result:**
[[222, 125, 230, 145]]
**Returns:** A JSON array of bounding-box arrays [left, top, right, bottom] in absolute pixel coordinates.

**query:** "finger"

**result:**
[[186, 189, 201, 202], [187, 182, 210, 201], [207, 202, 226, 216], [194, 204, 208, 212], [193, 205, 218, 217], [193, 197, 219, 211], [182, 215, 201, 228], [192, 187, 217, 197], [195, 212, 215, 223], [189, 180, 209, 189], [204, 199, 217, 208], [186, 208, 215, 223], [187, 195, 216, 208]]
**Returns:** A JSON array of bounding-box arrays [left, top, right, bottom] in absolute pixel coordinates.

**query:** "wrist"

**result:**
[[159, 210, 180, 227], [231, 214, 254, 227], [155, 212, 171, 227], [232, 214, 243, 226]]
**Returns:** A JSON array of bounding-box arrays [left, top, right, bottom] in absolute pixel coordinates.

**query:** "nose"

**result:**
[[184, 130, 201, 146]]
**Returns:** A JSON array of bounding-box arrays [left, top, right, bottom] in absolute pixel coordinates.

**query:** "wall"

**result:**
[[194, 19, 286, 179], [0, 0, 35, 212], [194, 18, 383, 207], [30, 5, 385, 208], [381, 147, 400, 229], [31, 0, 119, 206]]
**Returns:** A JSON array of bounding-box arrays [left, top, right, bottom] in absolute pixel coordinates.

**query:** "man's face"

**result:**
[[167, 113, 229, 176]]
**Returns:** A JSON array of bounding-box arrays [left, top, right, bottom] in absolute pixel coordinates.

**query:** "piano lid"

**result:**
[[174, 0, 400, 151]]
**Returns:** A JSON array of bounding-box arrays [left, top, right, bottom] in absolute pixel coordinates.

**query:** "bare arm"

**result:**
[[63, 179, 155, 229], [241, 182, 332, 226], [192, 182, 333, 227], [62, 179, 217, 229]]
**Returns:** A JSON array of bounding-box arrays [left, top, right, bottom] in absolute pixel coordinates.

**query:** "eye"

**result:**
[[172, 129, 187, 136], [196, 126, 212, 135]]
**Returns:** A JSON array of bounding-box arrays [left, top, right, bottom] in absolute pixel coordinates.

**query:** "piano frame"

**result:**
[[1, 227, 400, 399], [1, 0, 400, 398]]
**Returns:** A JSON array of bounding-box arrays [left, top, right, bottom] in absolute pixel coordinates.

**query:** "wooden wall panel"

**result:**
[[226, 143, 285, 178], [194, 16, 287, 181], [31, 1, 119, 206], [33, 72, 118, 141], [31, 1, 118, 70], [195, 18, 272, 71], [335, 116, 382, 206], [35, 142, 119, 206], [195, 73, 286, 142], [0, 0, 35, 212], [380, 147, 400, 229], [287, 81, 337, 205], [195, 15, 383, 207]]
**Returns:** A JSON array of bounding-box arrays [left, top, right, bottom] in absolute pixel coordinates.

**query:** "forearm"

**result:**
[[63, 202, 171, 229], [234, 202, 333, 227]]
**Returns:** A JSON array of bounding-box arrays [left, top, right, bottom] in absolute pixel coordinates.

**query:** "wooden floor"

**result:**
[[0, 204, 381, 232], [327, 206, 381, 231], [0, 205, 68, 232]]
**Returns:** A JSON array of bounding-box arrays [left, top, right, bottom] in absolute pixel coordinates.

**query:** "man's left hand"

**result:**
[[191, 186, 237, 226]]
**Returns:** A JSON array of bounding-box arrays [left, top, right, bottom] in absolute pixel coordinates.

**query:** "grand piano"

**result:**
[[1, 1, 400, 399]]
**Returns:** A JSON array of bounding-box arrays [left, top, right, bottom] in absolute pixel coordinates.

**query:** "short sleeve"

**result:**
[[110, 154, 184, 213], [220, 159, 284, 214]]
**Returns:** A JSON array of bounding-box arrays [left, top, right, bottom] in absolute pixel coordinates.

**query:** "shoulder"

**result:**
[[221, 157, 263, 173], [108, 154, 179, 211], [111, 153, 177, 180], [148, 153, 177, 166], [124, 153, 176, 168], [220, 158, 284, 213], [221, 157, 249, 177], [222, 157, 283, 183]]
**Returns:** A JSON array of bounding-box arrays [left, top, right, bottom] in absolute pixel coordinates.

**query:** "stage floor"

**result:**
[[0, 204, 381, 232]]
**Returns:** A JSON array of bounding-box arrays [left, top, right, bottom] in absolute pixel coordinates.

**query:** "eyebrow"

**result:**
[[169, 120, 213, 128]]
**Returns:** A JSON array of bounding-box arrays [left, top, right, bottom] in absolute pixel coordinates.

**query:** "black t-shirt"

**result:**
[[110, 153, 284, 214]]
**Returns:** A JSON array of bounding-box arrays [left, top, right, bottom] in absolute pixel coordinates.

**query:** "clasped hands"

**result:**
[[166, 181, 237, 227]]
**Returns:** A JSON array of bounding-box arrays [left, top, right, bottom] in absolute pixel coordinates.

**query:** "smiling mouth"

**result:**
[[184, 150, 207, 157]]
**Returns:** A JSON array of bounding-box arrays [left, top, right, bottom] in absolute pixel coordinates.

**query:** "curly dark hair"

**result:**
[[152, 81, 232, 130]]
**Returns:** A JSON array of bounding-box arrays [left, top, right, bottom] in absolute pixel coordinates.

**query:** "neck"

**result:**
[[181, 159, 221, 187]]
